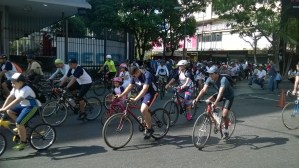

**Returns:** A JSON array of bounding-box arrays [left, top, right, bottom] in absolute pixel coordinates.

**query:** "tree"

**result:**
[[212, 0, 282, 69]]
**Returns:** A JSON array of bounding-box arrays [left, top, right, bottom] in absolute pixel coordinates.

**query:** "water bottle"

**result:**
[[68, 98, 76, 107]]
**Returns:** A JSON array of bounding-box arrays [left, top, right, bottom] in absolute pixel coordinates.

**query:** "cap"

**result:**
[[68, 58, 77, 64], [112, 77, 122, 83], [106, 55, 112, 59], [11, 73, 26, 82], [54, 58, 63, 64], [207, 66, 219, 74]]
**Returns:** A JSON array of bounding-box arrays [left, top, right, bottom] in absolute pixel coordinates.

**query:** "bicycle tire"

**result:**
[[93, 80, 106, 96], [104, 93, 114, 110], [150, 108, 170, 140], [282, 102, 299, 130], [219, 111, 236, 140], [85, 97, 102, 120], [163, 100, 179, 126], [102, 113, 133, 149], [41, 101, 68, 126], [29, 124, 56, 150], [192, 113, 212, 149], [0, 133, 7, 156]]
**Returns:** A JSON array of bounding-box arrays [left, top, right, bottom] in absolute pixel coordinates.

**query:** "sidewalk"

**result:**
[[234, 79, 293, 97]]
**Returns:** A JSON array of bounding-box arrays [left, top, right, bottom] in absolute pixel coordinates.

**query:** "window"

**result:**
[[199, 32, 222, 42]]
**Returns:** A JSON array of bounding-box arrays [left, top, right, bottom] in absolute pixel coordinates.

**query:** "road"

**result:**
[[0, 81, 299, 168]]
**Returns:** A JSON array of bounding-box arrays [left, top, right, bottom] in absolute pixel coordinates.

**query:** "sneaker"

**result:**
[[222, 129, 229, 140], [186, 112, 192, 121], [77, 112, 87, 120], [144, 128, 154, 140], [12, 141, 27, 151]]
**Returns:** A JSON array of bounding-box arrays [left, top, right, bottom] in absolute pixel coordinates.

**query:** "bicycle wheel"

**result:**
[[192, 113, 212, 149], [150, 108, 170, 140], [0, 133, 7, 156], [93, 80, 106, 96], [85, 97, 102, 120], [282, 102, 299, 130], [104, 93, 114, 110], [163, 100, 179, 126], [219, 111, 236, 139], [29, 124, 56, 150], [41, 101, 68, 126], [102, 113, 133, 149]]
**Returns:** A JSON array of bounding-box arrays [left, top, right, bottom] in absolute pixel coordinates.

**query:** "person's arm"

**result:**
[[293, 76, 299, 95], [133, 84, 149, 102], [119, 84, 133, 98], [213, 86, 224, 108], [0, 96, 22, 111], [155, 66, 160, 76], [1, 94, 15, 109], [49, 68, 60, 80], [165, 66, 169, 77], [194, 84, 209, 102]]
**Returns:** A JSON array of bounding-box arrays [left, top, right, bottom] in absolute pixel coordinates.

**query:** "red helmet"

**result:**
[[112, 77, 122, 83], [119, 63, 127, 68]]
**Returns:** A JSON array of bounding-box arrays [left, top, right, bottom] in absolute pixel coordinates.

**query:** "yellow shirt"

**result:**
[[104, 60, 116, 72]]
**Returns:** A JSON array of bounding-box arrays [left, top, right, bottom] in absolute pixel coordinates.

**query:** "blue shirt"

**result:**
[[205, 76, 234, 99], [130, 70, 157, 94]]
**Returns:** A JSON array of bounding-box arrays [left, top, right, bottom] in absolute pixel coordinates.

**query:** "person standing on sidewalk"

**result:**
[[268, 60, 277, 92], [292, 63, 299, 95]]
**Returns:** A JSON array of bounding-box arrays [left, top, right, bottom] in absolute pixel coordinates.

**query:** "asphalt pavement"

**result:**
[[0, 79, 299, 168]]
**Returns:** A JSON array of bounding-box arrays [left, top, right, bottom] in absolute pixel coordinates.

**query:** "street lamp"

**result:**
[[174, 6, 187, 60]]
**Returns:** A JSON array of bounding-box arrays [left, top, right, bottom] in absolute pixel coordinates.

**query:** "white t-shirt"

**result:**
[[119, 71, 131, 88], [257, 69, 266, 79], [9, 85, 41, 106]]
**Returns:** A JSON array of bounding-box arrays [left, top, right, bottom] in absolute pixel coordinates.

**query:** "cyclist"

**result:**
[[193, 66, 234, 139], [194, 64, 206, 92], [59, 58, 92, 120], [99, 55, 117, 89], [48, 58, 70, 84], [25, 54, 44, 85], [0, 73, 41, 150], [119, 63, 131, 88], [292, 63, 299, 95], [118, 66, 158, 139], [155, 60, 169, 85], [165, 60, 194, 121], [0, 54, 18, 98]]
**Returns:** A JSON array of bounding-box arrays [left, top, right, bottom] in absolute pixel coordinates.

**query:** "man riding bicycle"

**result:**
[[59, 58, 92, 120], [165, 60, 194, 121], [155, 60, 169, 84], [118, 66, 158, 139], [25, 54, 44, 85], [99, 55, 117, 89], [193, 66, 234, 139], [0, 54, 18, 98], [0, 73, 42, 150], [48, 58, 70, 84]]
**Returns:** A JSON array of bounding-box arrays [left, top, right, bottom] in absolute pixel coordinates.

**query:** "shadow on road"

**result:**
[[0, 145, 107, 161], [201, 135, 289, 152]]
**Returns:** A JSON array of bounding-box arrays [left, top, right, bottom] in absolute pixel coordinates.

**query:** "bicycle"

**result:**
[[102, 95, 170, 149], [41, 88, 102, 126], [163, 86, 199, 126], [101, 97, 140, 126], [156, 75, 167, 100], [93, 70, 113, 96], [192, 99, 236, 149], [282, 90, 299, 130], [0, 112, 56, 156]]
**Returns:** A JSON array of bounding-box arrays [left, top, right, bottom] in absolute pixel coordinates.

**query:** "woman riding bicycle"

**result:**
[[0, 73, 42, 150], [193, 66, 234, 139], [165, 60, 194, 121]]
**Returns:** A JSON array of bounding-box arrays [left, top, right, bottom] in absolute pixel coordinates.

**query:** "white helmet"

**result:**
[[177, 60, 188, 66], [106, 55, 112, 59]]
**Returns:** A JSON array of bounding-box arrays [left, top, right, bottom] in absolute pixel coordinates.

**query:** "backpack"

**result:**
[[219, 74, 235, 87], [11, 62, 23, 73], [26, 84, 47, 103]]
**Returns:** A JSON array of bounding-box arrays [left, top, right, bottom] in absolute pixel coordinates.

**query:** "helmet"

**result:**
[[177, 60, 188, 66], [112, 77, 122, 83], [106, 55, 112, 59], [207, 66, 219, 74], [54, 58, 63, 64], [119, 63, 127, 68], [11, 73, 26, 82]]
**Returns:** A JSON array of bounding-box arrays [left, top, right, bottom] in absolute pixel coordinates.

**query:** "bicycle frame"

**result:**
[[171, 87, 187, 113], [0, 114, 18, 136]]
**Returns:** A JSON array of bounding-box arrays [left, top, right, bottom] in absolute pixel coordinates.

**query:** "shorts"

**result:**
[[11, 104, 38, 125], [141, 92, 156, 106], [211, 93, 234, 110]]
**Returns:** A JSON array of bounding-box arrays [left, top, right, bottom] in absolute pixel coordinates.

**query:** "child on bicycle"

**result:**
[[165, 60, 194, 121], [119, 63, 131, 88], [0, 73, 42, 150]]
